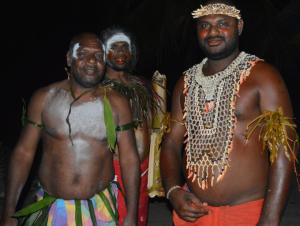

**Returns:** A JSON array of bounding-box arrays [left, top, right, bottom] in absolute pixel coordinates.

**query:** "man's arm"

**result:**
[[115, 96, 140, 226], [1, 89, 45, 225], [254, 62, 298, 226], [160, 76, 210, 222]]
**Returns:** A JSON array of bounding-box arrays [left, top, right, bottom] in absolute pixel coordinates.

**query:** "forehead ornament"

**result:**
[[192, 3, 241, 20], [106, 33, 131, 54]]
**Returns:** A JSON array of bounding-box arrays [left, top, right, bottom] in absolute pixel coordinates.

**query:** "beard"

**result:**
[[199, 29, 239, 61]]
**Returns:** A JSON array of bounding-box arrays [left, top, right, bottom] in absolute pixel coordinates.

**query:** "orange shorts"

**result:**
[[173, 185, 264, 226]]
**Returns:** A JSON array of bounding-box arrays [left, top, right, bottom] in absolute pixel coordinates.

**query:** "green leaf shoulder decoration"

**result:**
[[245, 106, 300, 190], [102, 74, 163, 124]]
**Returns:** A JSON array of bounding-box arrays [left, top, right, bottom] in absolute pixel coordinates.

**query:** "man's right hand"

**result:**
[[169, 188, 211, 222], [0, 216, 18, 226]]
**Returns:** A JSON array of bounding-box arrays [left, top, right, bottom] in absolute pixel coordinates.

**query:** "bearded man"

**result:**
[[0, 33, 140, 226], [101, 27, 162, 226], [161, 0, 298, 225]]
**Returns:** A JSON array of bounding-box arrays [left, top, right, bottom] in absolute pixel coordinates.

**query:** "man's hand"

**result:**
[[169, 188, 211, 222], [122, 215, 137, 226], [0, 215, 18, 226]]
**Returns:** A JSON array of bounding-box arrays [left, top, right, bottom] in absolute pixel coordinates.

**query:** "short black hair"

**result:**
[[100, 26, 138, 72]]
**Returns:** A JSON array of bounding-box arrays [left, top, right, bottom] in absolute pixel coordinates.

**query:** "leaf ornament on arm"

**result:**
[[245, 106, 300, 190], [21, 98, 44, 129]]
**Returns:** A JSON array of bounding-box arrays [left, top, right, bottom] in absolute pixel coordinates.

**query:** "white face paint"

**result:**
[[106, 33, 131, 54], [102, 43, 106, 61], [72, 43, 80, 59]]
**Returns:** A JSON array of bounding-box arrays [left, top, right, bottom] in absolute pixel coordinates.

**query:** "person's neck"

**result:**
[[203, 49, 240, 76], [105, 66, 131, 85], [68, 77, 100, 98]]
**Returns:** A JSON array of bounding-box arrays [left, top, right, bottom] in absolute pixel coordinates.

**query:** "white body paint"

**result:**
[[72, 43, 80, 59], [102, 43, 106, 61], [42, 88, 107, 141], [106, 33, 131, 54]]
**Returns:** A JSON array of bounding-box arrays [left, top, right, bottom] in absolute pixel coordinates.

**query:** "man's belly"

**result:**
[[183, 147, 269, 206], [39, 164, 115, 200], [38, 144, 115, 200]]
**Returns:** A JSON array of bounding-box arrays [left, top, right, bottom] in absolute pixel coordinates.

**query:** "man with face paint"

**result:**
[[161, 0, 298, 225], [101, 27, 163, 226], [0, 33, 140, 226]]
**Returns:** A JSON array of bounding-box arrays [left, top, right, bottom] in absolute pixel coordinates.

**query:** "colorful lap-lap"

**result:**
[[113, 156, 149, 226], [37, 184, 117, 226], [173, 185, 263, 226]]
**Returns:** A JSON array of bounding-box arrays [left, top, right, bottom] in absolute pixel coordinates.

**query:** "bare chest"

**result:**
[[42, 89, 108, 141]]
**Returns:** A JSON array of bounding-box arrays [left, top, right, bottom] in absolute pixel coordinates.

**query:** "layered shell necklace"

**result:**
[[183, 51, 261, 189]]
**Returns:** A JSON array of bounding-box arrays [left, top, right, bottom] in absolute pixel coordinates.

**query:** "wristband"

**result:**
[[166, 185, 181, 199]]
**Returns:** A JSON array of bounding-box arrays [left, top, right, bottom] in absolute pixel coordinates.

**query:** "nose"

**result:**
[[208, 25, 220, 37], [115, 46, 125, 54], [87, 54, 96, 64]]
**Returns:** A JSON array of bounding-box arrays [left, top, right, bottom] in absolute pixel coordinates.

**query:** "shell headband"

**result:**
[[192, 3, 241, 20]]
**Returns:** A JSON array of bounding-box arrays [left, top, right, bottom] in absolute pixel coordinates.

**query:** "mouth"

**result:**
[[114, 57, 127, 64], [207, 40, 222, 46], [82, 68, 97, 74]]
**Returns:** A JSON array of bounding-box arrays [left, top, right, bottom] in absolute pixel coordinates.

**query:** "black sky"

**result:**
[[1, 0, 299, 145]]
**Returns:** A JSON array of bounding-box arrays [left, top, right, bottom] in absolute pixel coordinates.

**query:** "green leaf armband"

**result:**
[[21, 98, 44, 129], [116, 120, 141, 131], [22, 118, 44, 129]]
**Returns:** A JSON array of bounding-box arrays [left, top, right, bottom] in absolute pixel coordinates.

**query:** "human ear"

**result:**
[[238, 19, 244, 35], [66, 51, 71, 67]]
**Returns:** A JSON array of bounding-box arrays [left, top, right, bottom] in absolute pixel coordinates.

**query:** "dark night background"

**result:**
[[1, 0, 300, 147]]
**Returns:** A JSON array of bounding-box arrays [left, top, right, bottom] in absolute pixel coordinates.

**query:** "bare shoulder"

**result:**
[[169, 74, 186, 121], [105, 88, 131, 112], [26, 80, 67, 123], [250, 61, 292, 114], [105, 88, 128, 103], [31, 80, 68, 101], [250, 61, 284, 87], [173, 75, 185, 97]]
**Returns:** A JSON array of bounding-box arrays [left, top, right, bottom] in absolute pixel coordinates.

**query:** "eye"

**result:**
[[123, 46, 129, 50], [96, 53, 104, 58], [78, 52, 86, 56], [219, 22, 227, 26], [201, 24, 209, 29]]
